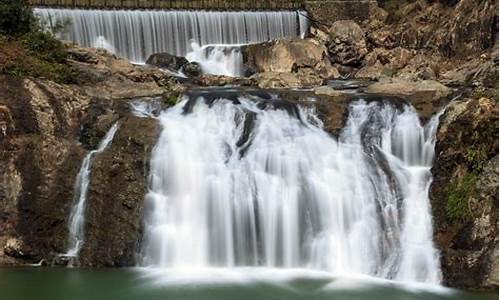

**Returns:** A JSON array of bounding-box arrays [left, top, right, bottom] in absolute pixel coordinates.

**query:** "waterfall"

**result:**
[[140, 94, 442, 284], [64, 123, 119, 259], [35, 8, 309, 64], [186, 42, 244, 77]]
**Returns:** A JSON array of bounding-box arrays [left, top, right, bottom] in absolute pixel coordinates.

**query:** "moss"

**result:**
[[446, 172, 476, 222], [162, 93, 179, 107], [464, 145, 489, 173]]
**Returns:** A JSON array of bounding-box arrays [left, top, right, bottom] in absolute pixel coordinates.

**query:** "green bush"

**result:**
[[0, 0, 36, 35], [22, 30, 67, 63]]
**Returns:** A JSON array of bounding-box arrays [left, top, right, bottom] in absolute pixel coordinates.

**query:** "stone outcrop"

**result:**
[[0, 75, 88, 264], [369, 0, 498, 58], [327, 20, 368, 66], [364, 78, 450, 119], [67, 46, 184, 100], [305, 0, 380, 28], [241, 38, 340, 88], [79, 116, 158, 267], [0, 44, 180, 267], [430, 97, 499, 290]]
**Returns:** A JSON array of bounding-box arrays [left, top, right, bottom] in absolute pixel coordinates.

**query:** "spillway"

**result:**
[[35, 8, 309, 63]]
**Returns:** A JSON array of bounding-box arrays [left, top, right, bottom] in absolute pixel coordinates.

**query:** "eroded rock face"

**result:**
[[79, 116, 158, 267], [430, 97, 499, 290], [327, 20, 368, 66], [0, 45, 179, 267], [0, 75, 88, 264]]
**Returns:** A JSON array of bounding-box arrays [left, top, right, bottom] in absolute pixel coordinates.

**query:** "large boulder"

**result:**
[[430, 97, 499, 289], [145, 52, 188, 71], [243, 38, 339, 79], [327, 20, 368, 66]]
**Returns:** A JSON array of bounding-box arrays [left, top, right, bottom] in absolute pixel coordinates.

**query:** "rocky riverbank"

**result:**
[[0, 0, 498, 291]]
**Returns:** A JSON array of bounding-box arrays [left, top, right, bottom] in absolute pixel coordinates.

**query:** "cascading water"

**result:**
[[140, 94, 442, 284], [64, 123, 119, 259], [185, 42, 244, 76], [35, 8, 309, 64]]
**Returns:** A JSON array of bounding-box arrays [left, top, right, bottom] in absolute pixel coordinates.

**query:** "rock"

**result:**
[[250, 72, 324, 89], [355, 61, 390, 80], [4, 238, 24, 258], [145, 52, 188, 71], [193, 75, 252, 87], [243, 38, 335, 76], [182, 62, 202, 77], [372, 0, 498, 58], [251, 72, 302, 89], [327, 20, 368, 66], [365, 78, 449, 99], [79, 116, 158, 267], [67, 44, 183, 100], [304, 0, 380, 28], [313, 85, 343, 97], [430, 97, 499, 290], [364, 78, 450, 119]]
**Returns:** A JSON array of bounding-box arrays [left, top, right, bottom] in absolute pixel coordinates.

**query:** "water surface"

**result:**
[[1, 267, 496, 300]]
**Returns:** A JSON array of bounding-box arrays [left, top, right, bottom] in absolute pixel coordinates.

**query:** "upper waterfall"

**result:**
[[139, 93, 442, 284], [35, 8, 309, 63]]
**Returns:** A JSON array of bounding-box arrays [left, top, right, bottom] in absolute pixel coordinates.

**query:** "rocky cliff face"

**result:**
[[431, 97, 499, 290], [0, 45, 179, 266]]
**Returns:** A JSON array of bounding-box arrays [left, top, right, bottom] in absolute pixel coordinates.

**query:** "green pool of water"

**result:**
[[0, 267, 497, 300]]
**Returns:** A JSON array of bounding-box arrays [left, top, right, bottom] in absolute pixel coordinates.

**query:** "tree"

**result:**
[[0, 0, 36, 35]]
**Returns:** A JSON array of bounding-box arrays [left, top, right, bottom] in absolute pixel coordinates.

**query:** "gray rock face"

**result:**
[[327, 20, 368, 66]]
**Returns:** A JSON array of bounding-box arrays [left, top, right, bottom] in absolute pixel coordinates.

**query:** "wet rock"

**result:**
[[327, 20, 368, 66], [79, 116, 158, 267], [182, 62, 202, 77], [430, 97, 499, 290], [145, 52, 188, 71]]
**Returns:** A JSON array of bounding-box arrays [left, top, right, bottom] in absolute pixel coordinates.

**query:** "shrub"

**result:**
[[0, 0, 36, 36]]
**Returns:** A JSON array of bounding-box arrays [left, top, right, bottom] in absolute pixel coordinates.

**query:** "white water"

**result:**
[[35, 8, 309, 63], [140, 95, 442, 284], [64, 123, 119, 258], [186, 42, 244, 76]]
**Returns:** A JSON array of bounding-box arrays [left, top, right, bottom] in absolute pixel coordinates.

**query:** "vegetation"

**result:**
[[445, 143, 490, 222], [446, 172, 475, 222], [0, 0, 76, 83]]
